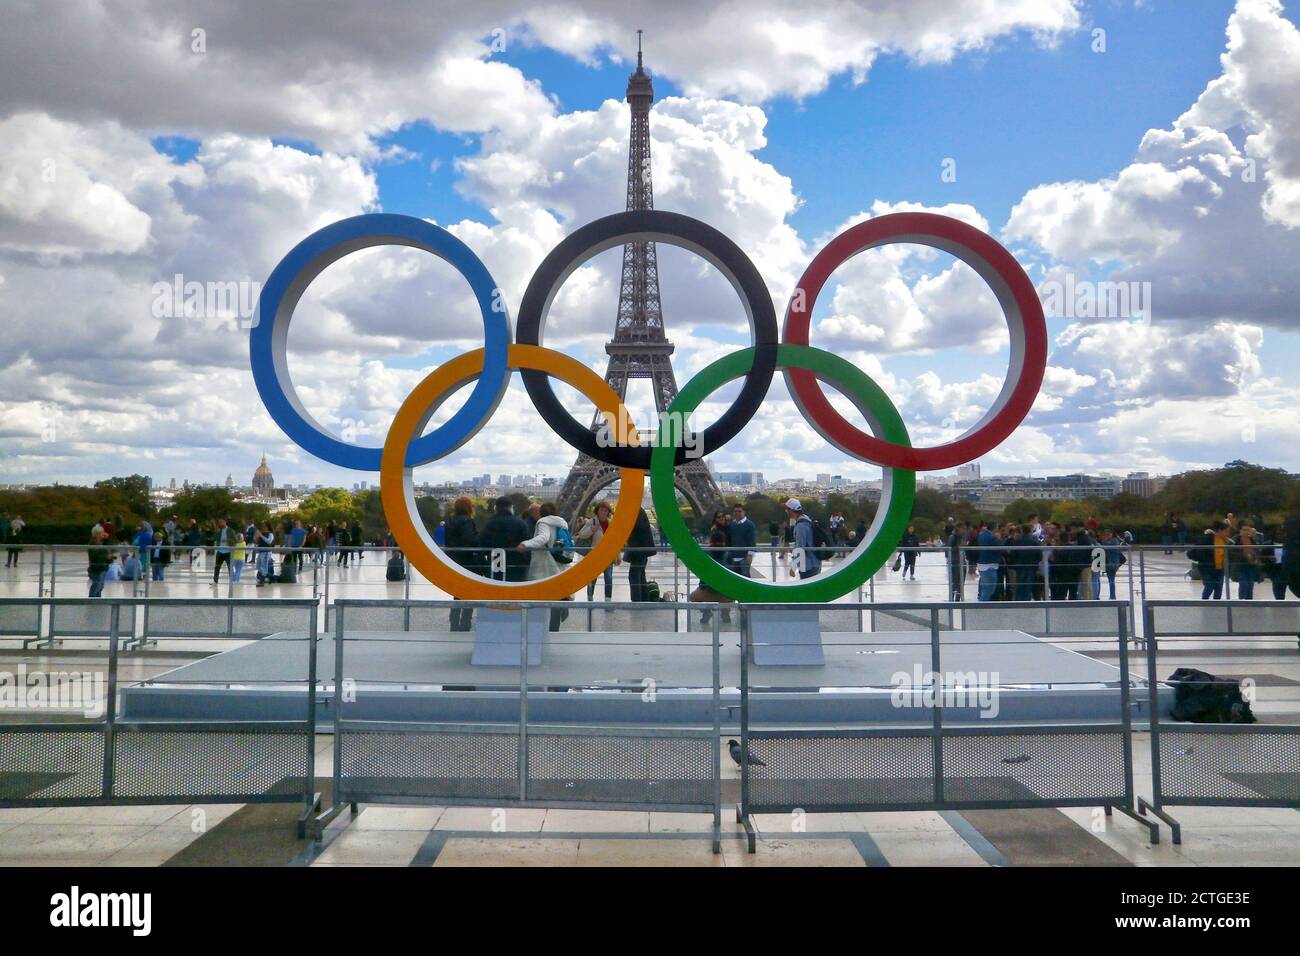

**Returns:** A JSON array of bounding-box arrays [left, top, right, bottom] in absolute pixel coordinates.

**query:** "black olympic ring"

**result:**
[[515, 209, 779, 469]]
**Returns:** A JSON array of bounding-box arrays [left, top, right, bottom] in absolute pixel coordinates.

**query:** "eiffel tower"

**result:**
[[555, 32, 724, 527]]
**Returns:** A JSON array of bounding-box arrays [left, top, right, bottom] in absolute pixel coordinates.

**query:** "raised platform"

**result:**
[[119, 629, 1160, 726]]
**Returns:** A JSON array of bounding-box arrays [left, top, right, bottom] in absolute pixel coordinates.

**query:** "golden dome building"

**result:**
[[252, 454, 275, 496]]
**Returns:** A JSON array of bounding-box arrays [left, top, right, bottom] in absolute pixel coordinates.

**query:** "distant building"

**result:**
[[1121, 472, 1157, 497], [716, 471, 765, 487], [958, 463, 981, 480], [252, 454, 275, 496]]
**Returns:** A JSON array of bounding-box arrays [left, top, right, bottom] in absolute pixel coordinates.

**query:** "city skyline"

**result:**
[[3, 2, 1300, 486]]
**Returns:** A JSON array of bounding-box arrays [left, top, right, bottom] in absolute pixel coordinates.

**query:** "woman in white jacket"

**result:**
[[516, 502, 571, 629]]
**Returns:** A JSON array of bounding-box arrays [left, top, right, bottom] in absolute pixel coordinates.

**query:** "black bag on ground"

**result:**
[[1167, 667, 1256, 723], [644, 580, 660, 602], [276, 559, 297, 584], [386, 555, 406, 581]]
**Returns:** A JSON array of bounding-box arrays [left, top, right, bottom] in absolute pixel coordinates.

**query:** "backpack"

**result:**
[[386, 555, 406, 581], [550, 526, 575, 564], [1167, 668, 1256, 723], [808, 519, 835, 561]]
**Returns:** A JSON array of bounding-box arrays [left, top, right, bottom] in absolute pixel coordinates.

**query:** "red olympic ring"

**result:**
[[782, 212, 1047, 472]]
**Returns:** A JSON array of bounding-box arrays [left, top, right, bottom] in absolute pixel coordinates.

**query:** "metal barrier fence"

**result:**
[[315, 599, 724, 851], [1137, 599, 1300, 844], [0, 597, 322, 837], [736, 600, 1157, 850]]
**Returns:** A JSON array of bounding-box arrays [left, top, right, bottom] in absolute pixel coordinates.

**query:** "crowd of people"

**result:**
[[8, 500, 1298, 611], [81, 514, 371, 596], [437, 495, 658, 631], [938, 512, 1300, 603]]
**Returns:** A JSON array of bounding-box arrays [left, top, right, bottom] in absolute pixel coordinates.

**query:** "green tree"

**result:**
[[93, 475, 153, 519], [298, 488, 360, 526]]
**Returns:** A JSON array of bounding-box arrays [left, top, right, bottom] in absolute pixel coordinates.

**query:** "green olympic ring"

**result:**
[[651, 344, 916, 603]]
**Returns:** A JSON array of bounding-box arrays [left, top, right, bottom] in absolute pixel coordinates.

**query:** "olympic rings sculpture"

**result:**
[[251, 209, 1046, 602]]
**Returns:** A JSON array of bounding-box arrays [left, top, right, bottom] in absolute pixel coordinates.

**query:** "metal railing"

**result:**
[[1137, 599, 1300, 844], [0, 596, 322, 837], [735, 600, 1157, 850], [315, 598, 724, 851]]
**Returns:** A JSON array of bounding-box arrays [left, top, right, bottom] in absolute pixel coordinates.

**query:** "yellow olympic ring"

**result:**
[[380, 344, 645, 601]]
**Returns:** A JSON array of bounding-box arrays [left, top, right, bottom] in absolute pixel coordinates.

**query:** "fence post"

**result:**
[[1115, 604, 1135, 809], [739, 605, 751, 821], [403, 556, 412, 631], [102, 602, 121, 800], [331, 604, 345, 815], [712, 607, 722, 854], [1126, 543, 1137, 643], [323, 552, 331, 635], [930, 606, 944, 805], [518, 604, 529, 803], [1138, 548, 1147, 610], [1137, 602, 1180, 843], [303, 603, 319, 834], [48, 548, 57, 640]]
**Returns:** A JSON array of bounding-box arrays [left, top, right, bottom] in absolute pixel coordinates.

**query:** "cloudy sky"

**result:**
[[1, 0, 1298, 489]]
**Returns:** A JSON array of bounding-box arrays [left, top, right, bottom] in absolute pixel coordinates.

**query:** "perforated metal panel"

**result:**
[[229, 604, 313, 637], [0, 602, 42, 637], [336, 606, 407, 631], [1151, 604, 1229, 636], [0, 728, 105, 801], [339, 727, 519, 800], [112, 727, 309, 799], [1223, 604, 1300, 637], [962, 606, 1048, 635], [747, 733, 934, 809], [941, 731, 1126, 803], [50, 603, 136, 639], [1158, 729, 1300, 804], [527, 732, 713, 806], [870, 608, 942, 632], [146, 602, 228, 637]]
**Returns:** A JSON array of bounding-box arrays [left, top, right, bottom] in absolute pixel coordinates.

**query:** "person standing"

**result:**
[[446, 496, 484, 631], [5, 514, 24, 567], [946, 521, 967, 600], [725, 504, 757, 578], [1099, 528, 1126, 600], [133, 521, 153, 581], [231, 532, 247, 583], [255, 522, 276, 586], [975, 520, 1002, 602], [288, 519, 307, 570], [480, 497, 530, 582], [1190, 524, 1226, 600], [625, 508, 657, 601], [350, 520, 364, 562], [212, 518, 234, 585], [575, 502, 617, 601], [784, 499, 820, 580], [150, 529, 169, 582], [1010, 525, 1041, 601], [517, 502, 571, 630], [900, 525, 920, 580], [1235, 522, 1260, 600], [87, 527, 111, 597]]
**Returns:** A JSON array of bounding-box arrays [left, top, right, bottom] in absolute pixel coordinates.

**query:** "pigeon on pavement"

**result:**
[[728, 739, 766, 767]]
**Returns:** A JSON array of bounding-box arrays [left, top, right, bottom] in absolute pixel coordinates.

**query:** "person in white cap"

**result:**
[[783, 498, 820, 579]]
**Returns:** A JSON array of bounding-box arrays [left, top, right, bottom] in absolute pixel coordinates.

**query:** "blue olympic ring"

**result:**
[[249, 213, 512, 470]]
